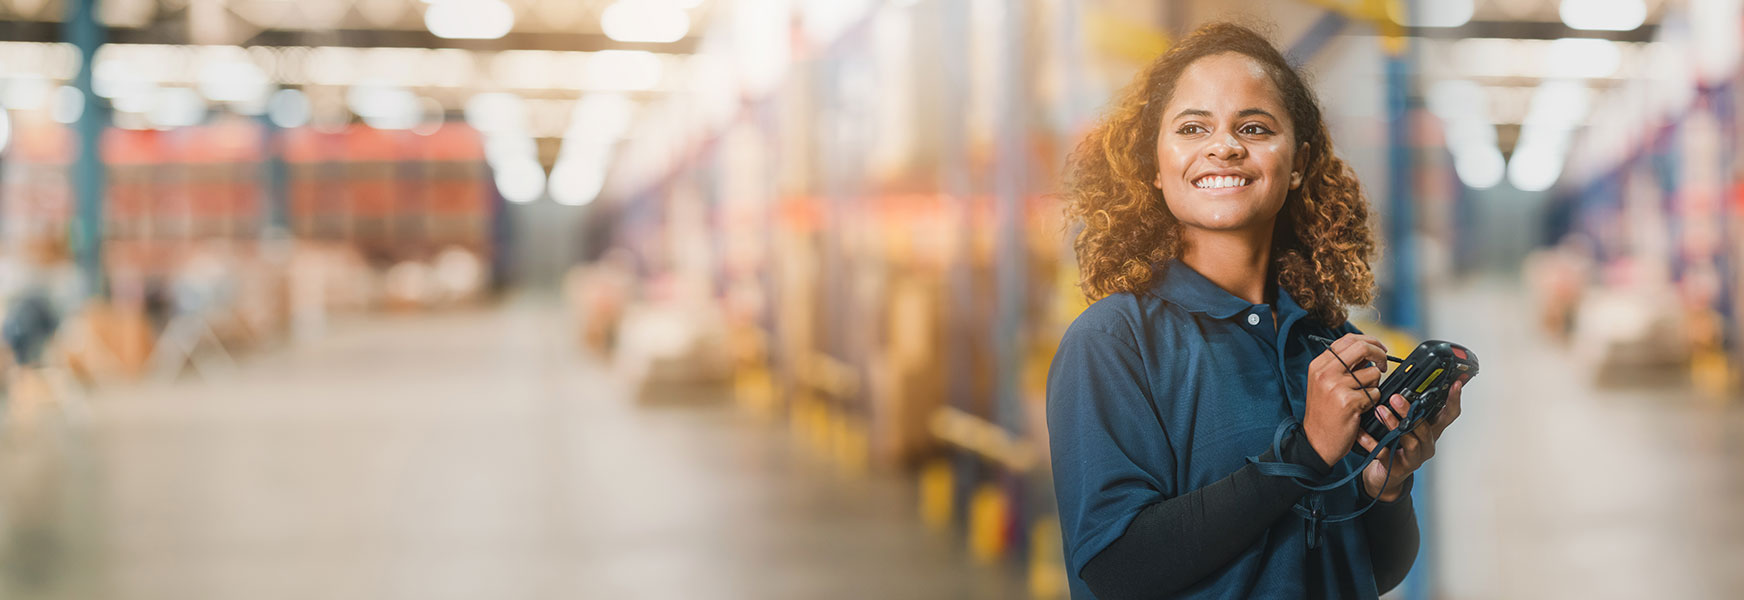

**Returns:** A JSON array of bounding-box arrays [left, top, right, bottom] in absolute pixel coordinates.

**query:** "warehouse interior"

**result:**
[[1, 0, 1742, 598]]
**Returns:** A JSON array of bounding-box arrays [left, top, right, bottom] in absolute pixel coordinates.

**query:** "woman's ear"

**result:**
[[1289, 142, 1309, 189], [1154, 172, 1165, 190]]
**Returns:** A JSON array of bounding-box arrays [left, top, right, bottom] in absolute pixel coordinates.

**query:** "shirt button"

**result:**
[[1247, 314, 1261, 326]]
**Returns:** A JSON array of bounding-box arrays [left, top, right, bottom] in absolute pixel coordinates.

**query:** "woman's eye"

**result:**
[[1177, 124, 1207, 135], [1241, 124, 1273, 135]]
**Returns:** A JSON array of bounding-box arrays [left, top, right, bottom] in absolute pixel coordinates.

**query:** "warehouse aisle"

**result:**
[[0, 297, 1025, 600], [1427, 279, 1744, 600]]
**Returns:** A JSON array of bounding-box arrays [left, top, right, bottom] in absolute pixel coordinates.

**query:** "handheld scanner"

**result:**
[[1358, 340, 1479, 443]]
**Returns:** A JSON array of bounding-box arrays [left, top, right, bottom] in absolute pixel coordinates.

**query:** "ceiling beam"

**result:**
[[0, 20, 697, 53], [1407, 20, 1658, 42]]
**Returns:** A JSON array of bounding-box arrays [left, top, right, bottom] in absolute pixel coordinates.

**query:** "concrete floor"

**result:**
[[1426, 279, 1744, 599], [0, 299, 1025, 600], [3, 282, 1744, 599]]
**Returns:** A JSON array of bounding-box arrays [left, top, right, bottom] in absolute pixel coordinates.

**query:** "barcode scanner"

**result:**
[[1307, 335, 1479, 447]]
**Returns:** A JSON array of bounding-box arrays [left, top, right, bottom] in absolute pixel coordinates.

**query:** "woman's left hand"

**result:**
[[1356, 381, 1465, 502]]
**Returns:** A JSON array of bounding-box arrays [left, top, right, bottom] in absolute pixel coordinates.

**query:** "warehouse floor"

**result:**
[[2, 282, 1742, 599], [0, 296, 1024, 600]]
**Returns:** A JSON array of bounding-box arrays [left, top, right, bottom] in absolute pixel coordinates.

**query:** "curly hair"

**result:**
[[1063, 22, 1375, 327]]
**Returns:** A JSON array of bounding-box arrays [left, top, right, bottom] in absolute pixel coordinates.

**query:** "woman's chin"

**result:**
[[1179, 213, 1273, 233]]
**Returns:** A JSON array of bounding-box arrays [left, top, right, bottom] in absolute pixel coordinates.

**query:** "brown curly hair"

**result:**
[[1064, 22, 1375, 327]]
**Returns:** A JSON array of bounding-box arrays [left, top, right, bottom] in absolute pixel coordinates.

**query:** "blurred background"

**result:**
[[0, 0, 1739, 598]]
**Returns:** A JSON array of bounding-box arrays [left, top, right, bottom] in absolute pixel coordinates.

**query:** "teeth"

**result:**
[[1195, 176, 1249, 189]]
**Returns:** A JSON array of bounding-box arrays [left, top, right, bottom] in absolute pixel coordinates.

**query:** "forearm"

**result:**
[[1080, 430, 1330, 600], [1359, 479, 1420, 595]]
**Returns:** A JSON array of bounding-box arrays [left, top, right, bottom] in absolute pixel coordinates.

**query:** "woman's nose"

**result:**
[[1207, 134, 1246, 160]]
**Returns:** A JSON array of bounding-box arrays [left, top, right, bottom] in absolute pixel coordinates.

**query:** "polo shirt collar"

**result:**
[[1154, 259, 1307, 324]]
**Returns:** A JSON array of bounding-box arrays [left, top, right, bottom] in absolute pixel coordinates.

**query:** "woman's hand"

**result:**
[[1303, 334, 1390, 467], [1356, 380, 1465, 502]]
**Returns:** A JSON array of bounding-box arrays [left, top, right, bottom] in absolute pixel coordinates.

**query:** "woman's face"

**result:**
[[1154, 52, 1307, 236]]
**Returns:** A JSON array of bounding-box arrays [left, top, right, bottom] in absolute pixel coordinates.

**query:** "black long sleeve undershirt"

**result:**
[[1359, 478, 1420, 595], [1079, 430, 1421, 599]]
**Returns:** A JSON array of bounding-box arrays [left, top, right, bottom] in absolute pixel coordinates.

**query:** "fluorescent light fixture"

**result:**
[[549, 158, 605, 206], [50, 86, 83, 124], [1453, 144, 1505, 189], [1560, 0, 1646, 31], [601, 1, 691, 43], [199, 59, 270, 103], [148, 87, 207, 128], [484, 134, 538, 168], [1391, 0, 1473, 28], [92, 55, 152, 100], [1546, 38, 1621, 79], [585, 50, 662, 91], [425, 0, 515, 40], [1522, 80, 1592, 130], [1426, 79, 1488, 121], [494, 157, 546, 203], [2, 76, 49, 110], [268, 88, 311, 128], [568, 93, 636, 141], [347, 84, 420, 129], [464, 92, 529, 134], [1508, 141, 1567, 191]]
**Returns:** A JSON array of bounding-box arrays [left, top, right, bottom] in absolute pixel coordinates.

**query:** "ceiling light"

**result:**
[[199, 58, 271, 104], [2, 76, 49, 110], [267, 88, 311, 128], [147, 87, 207, 129], [1426, 79, 1488, 121], [568, 93, 636, 141], [1453, 144, 1504, 189], [425, 0, 515, 40], [1560, 0, 1646, 31], [493, 157, 546, 203], [50, 86, 83, 124], [465, 92, 529, 134], [549, 158, 604, 206], [1546, 38, 1621, 78], [602, 1, 691, 43], [1507, 141, 1566, 192], [585, 50, 662, 91]]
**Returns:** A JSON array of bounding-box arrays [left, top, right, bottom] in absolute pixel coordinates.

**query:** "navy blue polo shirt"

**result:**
[[1047, 260, 1378, 599]]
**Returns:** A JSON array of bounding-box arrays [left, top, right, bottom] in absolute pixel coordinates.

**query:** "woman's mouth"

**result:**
[[1193, 175, 1252, 190]]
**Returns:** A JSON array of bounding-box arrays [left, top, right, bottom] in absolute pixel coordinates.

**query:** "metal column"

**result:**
[[64, 0, 106, 298], [1382, 46, 1435, 600], [993, 0, 1031, 559]]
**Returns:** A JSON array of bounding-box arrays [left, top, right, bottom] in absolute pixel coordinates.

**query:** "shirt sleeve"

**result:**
[[1078, 427, 1333, 599], [1360, 476, 1420, 594], [1046, 325, 1174, 582]]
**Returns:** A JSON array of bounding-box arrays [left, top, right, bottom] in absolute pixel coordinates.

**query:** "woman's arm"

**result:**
[[1358, 479, 1420, 594], [1079, 427, 1331, 599]]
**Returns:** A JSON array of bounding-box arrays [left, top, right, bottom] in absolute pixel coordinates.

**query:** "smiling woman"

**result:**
[[1048, 22, 1458, 600], [1063, 23, 1373, 328]]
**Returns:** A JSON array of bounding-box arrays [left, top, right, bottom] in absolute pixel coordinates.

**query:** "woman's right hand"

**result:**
[[1303, 333, 1390, 467]]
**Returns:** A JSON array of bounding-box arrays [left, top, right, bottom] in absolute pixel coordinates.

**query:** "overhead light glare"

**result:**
[[268, 88, 311, 128], [585, 50, 662, 91], [1453, 144, 1505, 189], [494, 157, 546, 203], [425, 0, 515, 40], [601, 1, 691, 43], [1546, 38, 1622, 79], [1560, 0, 1647, 31]]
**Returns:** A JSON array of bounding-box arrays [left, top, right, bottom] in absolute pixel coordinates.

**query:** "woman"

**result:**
[[1047, 23, 1465, 599]]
